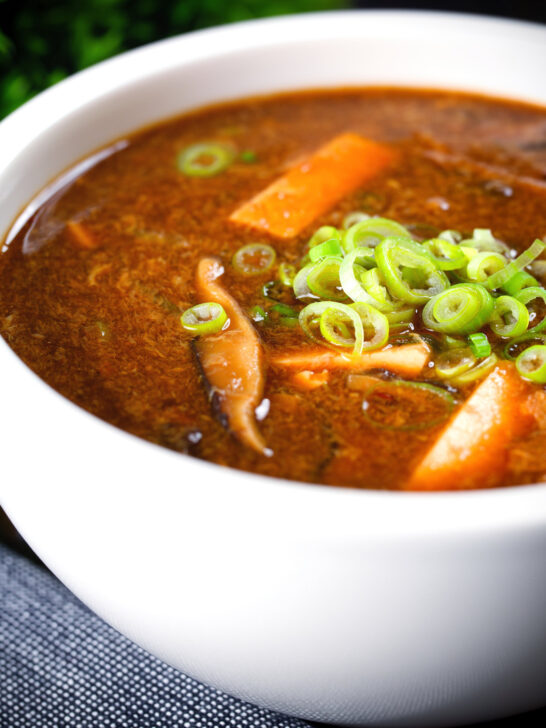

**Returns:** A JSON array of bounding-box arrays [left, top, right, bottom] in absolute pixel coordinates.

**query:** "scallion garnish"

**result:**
[[468, 332, 491, 358], [181, 302, 228, 334]]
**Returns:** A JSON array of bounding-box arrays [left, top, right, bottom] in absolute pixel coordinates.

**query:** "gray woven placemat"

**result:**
[[0, 544, 311, 728]]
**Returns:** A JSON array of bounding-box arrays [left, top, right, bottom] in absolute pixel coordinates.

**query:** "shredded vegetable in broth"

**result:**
[[2, 87, 546, 491]]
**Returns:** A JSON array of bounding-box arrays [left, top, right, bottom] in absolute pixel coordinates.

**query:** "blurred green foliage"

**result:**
[[0, 0, 347, 119]]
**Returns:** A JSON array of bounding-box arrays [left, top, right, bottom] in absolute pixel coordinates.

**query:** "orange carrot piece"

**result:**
[[405, 363, 534, 491], [291, 370, 329, 390], [194, 257, 268, 455], [66, 220, 97, 249], [229, 133, 396, 239], [271, 343, 430, 378]]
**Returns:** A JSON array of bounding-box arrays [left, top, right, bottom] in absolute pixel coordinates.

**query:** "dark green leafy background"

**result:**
[[0, 0, 346, 119]]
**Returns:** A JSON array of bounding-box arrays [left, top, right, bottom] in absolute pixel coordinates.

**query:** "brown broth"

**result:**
[[2, 88, 546, 490]]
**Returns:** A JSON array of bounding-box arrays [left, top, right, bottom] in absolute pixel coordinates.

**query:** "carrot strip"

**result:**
[[66, 221, 98, 249], [229, 133, 396, 239], [291, 370, 330, 390], [193, 257, 268, 455], [271, 343, 430, 378], [405, 363, 534, 491]]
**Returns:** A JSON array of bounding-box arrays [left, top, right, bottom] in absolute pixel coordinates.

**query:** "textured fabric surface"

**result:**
[[1, 543, 545, 728], [0, 544, 309, 728]]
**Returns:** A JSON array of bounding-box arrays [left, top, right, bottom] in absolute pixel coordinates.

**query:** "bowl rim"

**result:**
[[2, 9, 546, 543]]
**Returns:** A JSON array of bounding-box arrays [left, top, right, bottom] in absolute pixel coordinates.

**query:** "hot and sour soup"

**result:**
[[2, 88, 546, 490]]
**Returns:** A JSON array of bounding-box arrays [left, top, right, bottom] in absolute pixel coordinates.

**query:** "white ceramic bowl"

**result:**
[[1, 11, 546, 727]]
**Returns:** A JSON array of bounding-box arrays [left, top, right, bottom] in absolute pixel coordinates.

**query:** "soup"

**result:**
[[1, 88, 546, 490]]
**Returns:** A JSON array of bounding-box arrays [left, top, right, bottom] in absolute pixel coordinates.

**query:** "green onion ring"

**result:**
[[466, 251, 506, 283], [299, 301, 364, 354], [375, 237, 450, 305], [516, 286, 546, 334], [501, 271, 538, 296], [308, 226, 342, 249], [485, 239, 545, 290], [448, 354, 498, 386], [423, 238, 467, 271], [489, 295, 529, 338], [306, 257, 347, 301], [278, 262, 297, 287], [177, 142, 235, 177], [350, 302, 389, 351], [180, 302, 228, 334], [515, 345, 546, 383], [438, 230, 463, 245], [434, 347, 477, 379], [309, 238, 344, 261], [342, 217, 411, 253], [422, 283, 494, 335], [504, 333, 546, 360], [361, 380, 455, 431], [468, 332, 492, 358], [342, 211, 369, 229], [339, 249, 377, 304], [293, 263, 318, 300], [232, 243, 276, 276], [462, 228, 510, 256]]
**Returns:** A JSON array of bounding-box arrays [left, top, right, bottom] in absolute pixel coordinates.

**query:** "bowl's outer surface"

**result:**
[[1, 11, 546, 727]]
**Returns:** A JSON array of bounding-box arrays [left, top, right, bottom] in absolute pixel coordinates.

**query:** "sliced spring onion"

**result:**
[[342, 211, 369, 229], [468, 332, 491, 358], [504, 333, 546, 360], [438, 229, 463, 245], [232, 243, 276, 275], [515, 345, 546, 383], [422, 283, 494, 334], [489, 295, 529, 338], [375, 237, 450, 304], [177, 142, 235, 177], [250, 305, 267, 322], [423, 238, 467, 271], [299, 301, 363, 354], [350, 302, 389, 351], [465, 251, 506, 283], [240, 150, 257, 163], [443, 335, 467, 349], [308, 226, 342, 248], [462, 228, 510, 256], [515, 286, 546, 333], [342, 217, 411, 253], [293, 263, 318, 300], [385, 306, 416, 325], [501, 271, 538, 296], [271, 303, 298, 318], [278, 262, 297, 287], [448, 353, 498, 386], [361, 380, 455, 431], [181, 302, 228, 334], [306, 257, 347, 301], [339, 249, 378, 305], [359, 267, 407, 313], [309, 238, 343, 261], [434, 347, 476, 379], [485, 239, 545, 290]]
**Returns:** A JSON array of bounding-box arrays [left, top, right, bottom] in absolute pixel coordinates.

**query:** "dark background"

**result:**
[[1, 1, 545, 725]]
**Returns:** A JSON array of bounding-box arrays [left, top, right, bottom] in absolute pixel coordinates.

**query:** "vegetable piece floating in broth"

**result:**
[[192, 257, 269, 456], [406, 363, 533, 491], [271, 341, 430, 378], [229, 133, 396, 238]]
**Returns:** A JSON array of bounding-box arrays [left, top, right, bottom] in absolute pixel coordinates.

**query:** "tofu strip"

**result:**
[[193, 257, 268, 455]]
